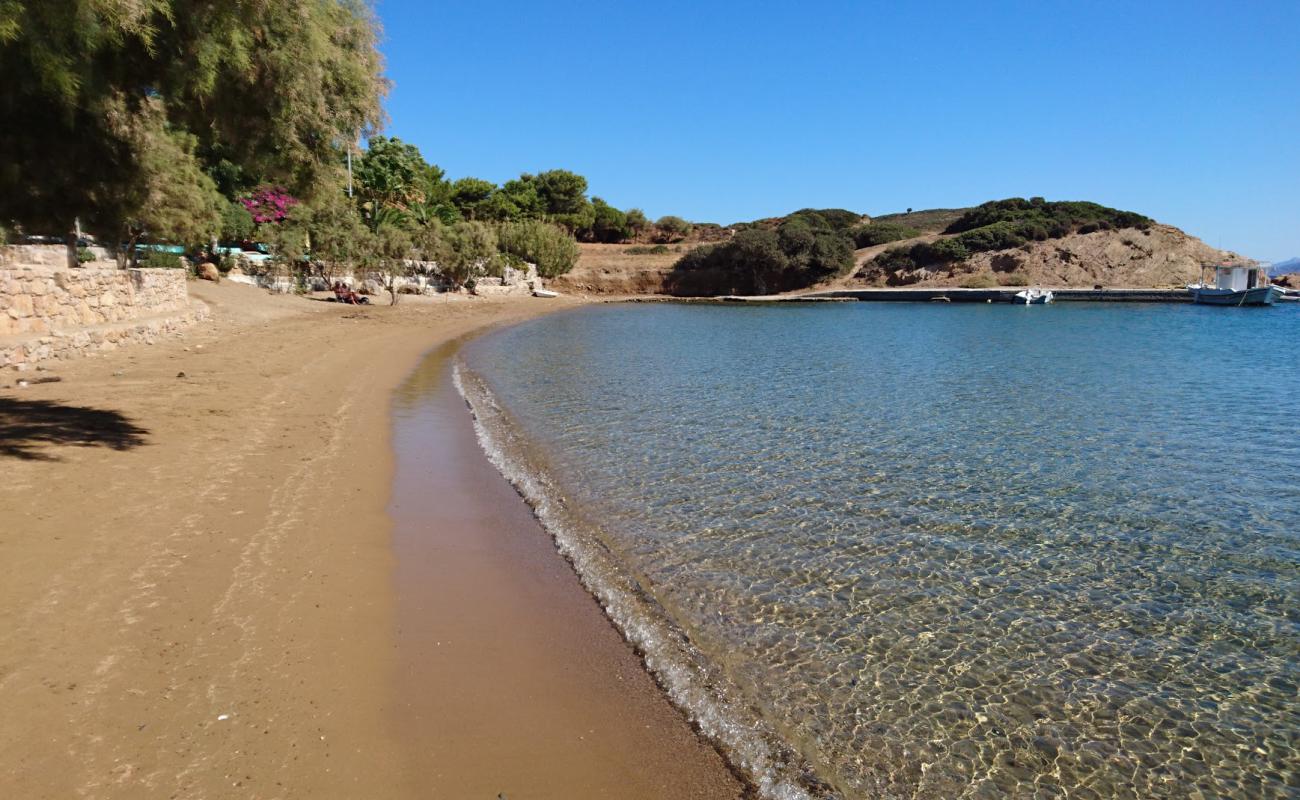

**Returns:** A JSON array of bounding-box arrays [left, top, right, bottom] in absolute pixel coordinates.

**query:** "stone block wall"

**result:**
[[0, 243, 114, 268], [0, 265, 191, 338], [1, 253, 206, 370]]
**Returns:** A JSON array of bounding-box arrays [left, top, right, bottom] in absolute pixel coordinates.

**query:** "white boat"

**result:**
[[1189, 264, 1282, 306], [1012, 287, 1054, 304], [532, 288, 559, 298]]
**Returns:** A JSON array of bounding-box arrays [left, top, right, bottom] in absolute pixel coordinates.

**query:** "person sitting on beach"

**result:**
[[332, 281, 368, 305]]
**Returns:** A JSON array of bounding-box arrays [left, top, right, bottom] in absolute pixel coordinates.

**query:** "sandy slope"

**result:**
[[0, 282, 740, 799], [550, 243, 684, 295]]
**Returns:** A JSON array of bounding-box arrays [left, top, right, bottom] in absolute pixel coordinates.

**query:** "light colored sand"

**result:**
[[0, 281, 742, 798]]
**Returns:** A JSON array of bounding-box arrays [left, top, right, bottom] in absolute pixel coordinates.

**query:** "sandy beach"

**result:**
[[0, 281, 741, 798]]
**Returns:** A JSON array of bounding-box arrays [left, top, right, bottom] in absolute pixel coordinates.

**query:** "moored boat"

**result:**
[[1190, 264, 1282, 306], [1012, 287, 1054, 304]]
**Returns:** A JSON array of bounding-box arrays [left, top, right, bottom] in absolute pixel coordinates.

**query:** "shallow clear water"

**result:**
[[460, 302, 1300, 799]]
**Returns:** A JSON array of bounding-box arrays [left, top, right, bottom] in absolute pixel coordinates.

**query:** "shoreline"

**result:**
[[0, 282, 741, 797], [453, 358, 829, 800], [386, 337, 743, 798]]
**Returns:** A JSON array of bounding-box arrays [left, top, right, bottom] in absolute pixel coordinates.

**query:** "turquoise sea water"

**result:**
[[457, 302, 1299, 799]]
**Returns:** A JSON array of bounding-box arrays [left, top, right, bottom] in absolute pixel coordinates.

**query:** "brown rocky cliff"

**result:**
[[955, 224, 1245, 287], [837, 224, 1247, 290], [549, 244, 683, 295]]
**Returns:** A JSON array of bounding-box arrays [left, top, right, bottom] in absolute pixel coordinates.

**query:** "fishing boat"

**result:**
[[1012, 287, 1054, 304], [532, 288, 559, 298], [1190, 264, 1282, 306]]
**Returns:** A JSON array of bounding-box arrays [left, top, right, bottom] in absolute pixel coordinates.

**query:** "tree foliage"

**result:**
[[498, 220, 579, 278], [670, 215, 854, 295], [354, 136, 429, 212], [625, 208, 649, 236], [127, 123, 224, 253], [442, 220, 500, 287], [367, 223, 414, 304], [533, 169, 593, 232], [0, 0, 386, 259], [655, 215, 693, 242], [300, 195, 370, 278], [498, 177, 544, 219], [219, 198, 255, 242], [590, 197, 631, 243], [450, 177, 498, 220]]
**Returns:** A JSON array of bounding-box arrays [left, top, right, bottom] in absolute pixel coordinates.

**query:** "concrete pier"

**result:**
[[624, 288, 1199, 305], [796, 287, 1195, 303]]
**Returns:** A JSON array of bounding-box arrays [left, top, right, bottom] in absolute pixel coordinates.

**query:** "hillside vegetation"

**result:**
[[667, 209, 858, 295], [666, 199, 1163, 295], [557, 199, 1239, 295], [870, 208, 969, 234], [867, 198, 1154, 282]]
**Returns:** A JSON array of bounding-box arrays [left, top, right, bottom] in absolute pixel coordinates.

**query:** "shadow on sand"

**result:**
[[0, 396, 149, 461]]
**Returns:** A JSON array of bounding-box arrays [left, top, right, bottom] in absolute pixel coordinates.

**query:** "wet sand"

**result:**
[[389, 344, 742, 798], [0, 281, 741, 798]]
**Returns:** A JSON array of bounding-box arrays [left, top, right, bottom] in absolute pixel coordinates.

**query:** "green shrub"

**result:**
[[960, 273, 998, 288], [869, 246, 919, 274], [945, 198, 1151, 236], [851, 222, 922, 248], [76, 247, 95, 264], [220, 198, 255, 242], [214, 252, 239, 273], [496, 219, 579, 278], [669, 222, 854, 295], [625, 244, 670, 255], [911, 238, 970, 265], [1000, 271, 1030, 286], [786, 208, 862, 232], [139, 250, 183, 269], [955, 221, 1026, 252]]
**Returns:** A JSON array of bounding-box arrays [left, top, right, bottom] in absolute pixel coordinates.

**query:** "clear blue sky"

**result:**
[[375, 0, 1299, 261]]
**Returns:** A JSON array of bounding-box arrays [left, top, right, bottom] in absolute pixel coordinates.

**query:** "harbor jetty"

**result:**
[[802, 287, 1194, 303], [622, 288, 1199, 305]]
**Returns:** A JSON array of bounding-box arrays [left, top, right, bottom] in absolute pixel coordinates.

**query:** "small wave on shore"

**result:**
[[453, 360, 832, 800]]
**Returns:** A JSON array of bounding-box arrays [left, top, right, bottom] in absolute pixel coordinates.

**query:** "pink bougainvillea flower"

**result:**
[[240, 186, 299, 224]]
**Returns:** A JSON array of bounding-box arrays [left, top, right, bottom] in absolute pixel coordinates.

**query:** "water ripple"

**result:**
[[463, 302, 1300, 799]]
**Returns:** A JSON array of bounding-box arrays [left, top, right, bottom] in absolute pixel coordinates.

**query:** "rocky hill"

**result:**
[[846, 224, 1242, 290], [552, 200, 1247, 295]]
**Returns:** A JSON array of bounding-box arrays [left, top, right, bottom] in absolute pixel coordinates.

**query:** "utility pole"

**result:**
[[346, 129, 360, 198]]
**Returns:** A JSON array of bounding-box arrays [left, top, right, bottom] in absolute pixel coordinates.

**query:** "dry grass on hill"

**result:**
[[870, 208, 970, 233]]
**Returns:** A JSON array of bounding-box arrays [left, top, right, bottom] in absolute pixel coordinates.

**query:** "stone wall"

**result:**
[[473, 262, 540, 296], [0, 243, 113, 268], [1, 253, 206, 370]]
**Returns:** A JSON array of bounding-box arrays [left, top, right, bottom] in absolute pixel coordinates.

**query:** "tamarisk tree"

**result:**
[[0, 0, 386, 266]]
